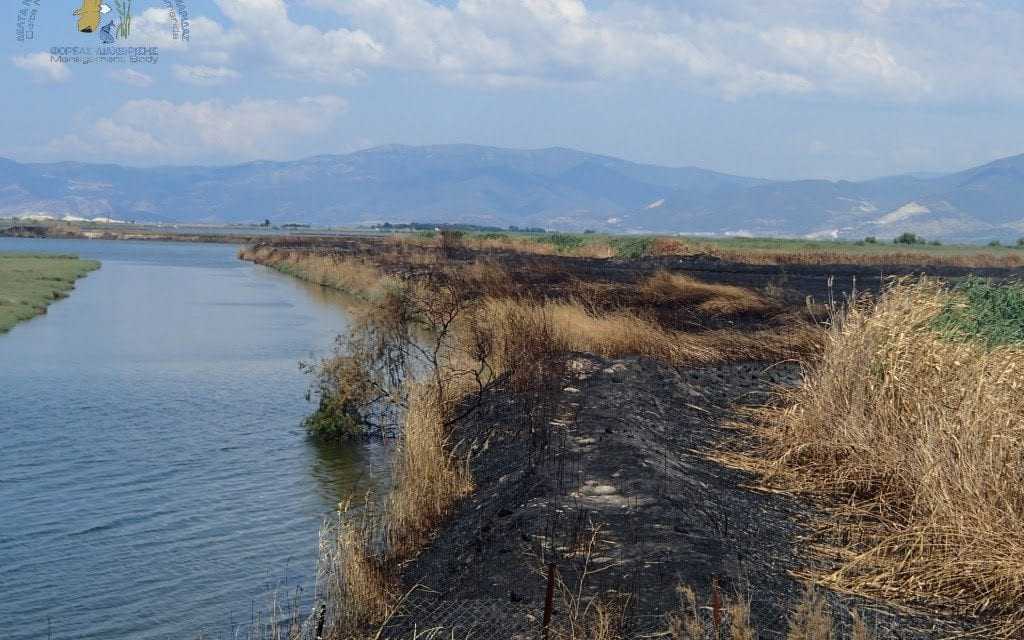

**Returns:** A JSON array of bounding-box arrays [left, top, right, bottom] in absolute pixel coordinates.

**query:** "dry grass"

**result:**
[[239, 246, 386, 299], [667, 583, 865, 640], [384, 381, 475, 559], [318, 497, 397, 632], [731, 279, 1024, 637], [785, 586, 833, 640], [315, 381, 475, 635], [637, 271, 778, 315], [479, 297, 817, 367]]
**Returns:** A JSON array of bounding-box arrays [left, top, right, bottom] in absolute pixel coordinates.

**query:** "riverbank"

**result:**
[[0, 220, 377, 245], [0, 253, 100, 333], [240, 235, 1024, 638], [9, 219, 1024, 270]]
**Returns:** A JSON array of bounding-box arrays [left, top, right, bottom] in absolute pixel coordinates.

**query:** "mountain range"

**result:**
[[3, 144, 1024, 241]]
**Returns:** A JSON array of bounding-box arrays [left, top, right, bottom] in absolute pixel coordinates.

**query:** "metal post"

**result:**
[[543, 562, 558, 638], [711, 576, 722, 636]]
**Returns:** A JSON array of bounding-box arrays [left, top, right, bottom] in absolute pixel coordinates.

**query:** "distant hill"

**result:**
[[3, 144, 1024, 241]]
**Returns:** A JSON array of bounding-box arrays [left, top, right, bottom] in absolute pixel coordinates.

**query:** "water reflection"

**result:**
[[0, 238, 387, 640]]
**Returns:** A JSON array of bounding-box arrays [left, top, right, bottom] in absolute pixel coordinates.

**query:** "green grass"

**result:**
[[932, 277, 1024, 347], [534, 232, 587, 252], [0, 253, 100, 333], [468, 229, 1024, 258]]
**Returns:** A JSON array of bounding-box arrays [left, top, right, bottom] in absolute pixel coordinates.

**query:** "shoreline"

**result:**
[[0, 253, 100, 333]]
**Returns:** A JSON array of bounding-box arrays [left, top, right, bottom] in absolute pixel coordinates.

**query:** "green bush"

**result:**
[[303, 394, 365, 439], [608, 236, 654, 259], [864, 236, 878, 244], [932, 277, 1024, 347], [989, 240, 1002, 247], [894, 232, 923, 245], [539, 232, 586, 252], [1017, 238, 1024, 247]]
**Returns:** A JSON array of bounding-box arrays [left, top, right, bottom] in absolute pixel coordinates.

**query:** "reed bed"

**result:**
[[729, 279, 1024, 637], [239, 246, 385, 299]]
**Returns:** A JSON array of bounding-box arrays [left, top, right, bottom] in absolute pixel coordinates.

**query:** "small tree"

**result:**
[[1017, 238, 1024, 248], [438, 229, 465, 257], [863, 236, 877, 244], [989, 239, 1002, 247], [894, 232, 921, 245]]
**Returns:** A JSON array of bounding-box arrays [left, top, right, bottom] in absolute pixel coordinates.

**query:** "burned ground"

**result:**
[[382, 355, 967, 639], [257, 235, 1024, 312], [240, 237, 1013, 638]]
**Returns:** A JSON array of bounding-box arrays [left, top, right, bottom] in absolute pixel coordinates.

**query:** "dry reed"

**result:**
[[733, 279, 1024, 637], [479, 297, 817, 367], [239, 246, 386, 299]]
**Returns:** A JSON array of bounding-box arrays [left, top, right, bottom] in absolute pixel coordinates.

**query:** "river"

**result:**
[[0, 238, 387, 640]]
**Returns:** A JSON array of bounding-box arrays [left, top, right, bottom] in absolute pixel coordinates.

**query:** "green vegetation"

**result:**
[[455, 228, 1024, 267], [894, 232, 925, 245], [607, 235, 654, 259], [536, 232, 587, 252], [932, 277, 1024, 347], [0, 253, 100, 333]]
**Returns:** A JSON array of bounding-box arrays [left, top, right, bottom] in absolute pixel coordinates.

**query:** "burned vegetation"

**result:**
[[238, 233, 1024, 639]]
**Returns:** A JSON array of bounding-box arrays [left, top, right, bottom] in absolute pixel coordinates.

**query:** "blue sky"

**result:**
[[5, 0, 1024, 180]]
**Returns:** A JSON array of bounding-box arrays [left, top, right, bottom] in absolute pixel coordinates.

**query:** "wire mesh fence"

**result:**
[[349, 355, 817, 640]]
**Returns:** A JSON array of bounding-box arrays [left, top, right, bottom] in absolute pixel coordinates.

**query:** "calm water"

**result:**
[[0, 238, 388, 640]]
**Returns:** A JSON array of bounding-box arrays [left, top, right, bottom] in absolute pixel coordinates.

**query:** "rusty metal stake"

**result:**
[[543, 562, 558, 638], [711, 576, 723, 636]]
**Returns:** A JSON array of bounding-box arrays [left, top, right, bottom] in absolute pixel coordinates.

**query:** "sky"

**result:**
[[4, 0, 1024, 180]]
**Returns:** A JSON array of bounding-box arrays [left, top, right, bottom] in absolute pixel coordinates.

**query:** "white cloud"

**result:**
[[110, 69, 155, 87], [267, 0, 921, 98], [185, 0, 1019, 104], [212, 0, 382, 83], [123, 9, 247, 70], [173, 65, 241, 85], [46, 96, 348, 162], [124, 8, 188, 49], [12, 52, 71, 83]]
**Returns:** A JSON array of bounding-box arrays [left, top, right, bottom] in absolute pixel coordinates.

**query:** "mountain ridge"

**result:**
[[3, 145, 1024, 241]]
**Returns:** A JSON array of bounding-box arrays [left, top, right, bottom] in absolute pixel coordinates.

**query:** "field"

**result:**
[[7, 219, 1024, 268], [424, 229, 1024, 268], [0, 254, 100, 333], [238, 234, 1024, 639]]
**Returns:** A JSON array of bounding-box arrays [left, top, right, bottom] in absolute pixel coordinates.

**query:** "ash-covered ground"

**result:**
[[383, 355, 967, 639]]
